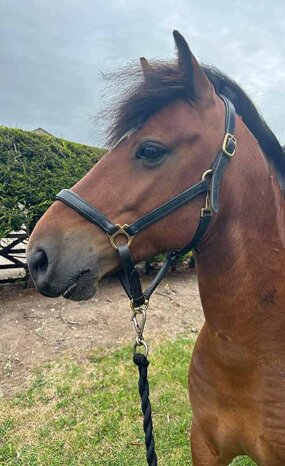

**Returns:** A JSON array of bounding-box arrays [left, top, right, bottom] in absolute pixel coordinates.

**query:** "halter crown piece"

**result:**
[[56, 96, 236, 466], [56, 95, 236, 312]]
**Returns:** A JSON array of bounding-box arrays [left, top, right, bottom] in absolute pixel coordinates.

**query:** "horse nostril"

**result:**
[[29, 249, 49, 279]]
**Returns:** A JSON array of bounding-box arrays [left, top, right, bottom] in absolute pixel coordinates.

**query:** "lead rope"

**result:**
[[133, 353, 157, 466], [131, 301, 158, 465]]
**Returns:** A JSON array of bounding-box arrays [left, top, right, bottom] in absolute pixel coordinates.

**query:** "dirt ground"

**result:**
[[0, 270, 204, 397]]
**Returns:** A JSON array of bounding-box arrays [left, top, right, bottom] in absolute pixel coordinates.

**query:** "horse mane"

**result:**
[[107, 62, 285, 191], [202, 66, 285, 190]]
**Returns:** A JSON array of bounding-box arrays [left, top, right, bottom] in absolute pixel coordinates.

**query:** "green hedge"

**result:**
[[0, 127, 105, 238]]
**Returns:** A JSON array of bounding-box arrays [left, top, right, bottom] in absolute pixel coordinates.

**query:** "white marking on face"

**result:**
[[113, 128, 138, 149]]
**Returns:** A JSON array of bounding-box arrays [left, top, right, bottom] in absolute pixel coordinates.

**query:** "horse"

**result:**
[[27, 31, 285, 465]]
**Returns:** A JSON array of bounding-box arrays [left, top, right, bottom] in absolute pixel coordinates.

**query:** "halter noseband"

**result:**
[[56, 96, 236, 312]]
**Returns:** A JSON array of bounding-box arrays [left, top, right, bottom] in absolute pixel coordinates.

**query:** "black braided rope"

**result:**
[[133, 353, 158, 466]]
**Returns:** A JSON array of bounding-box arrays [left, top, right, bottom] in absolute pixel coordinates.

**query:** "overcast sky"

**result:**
[[0, 0, 284, 146]]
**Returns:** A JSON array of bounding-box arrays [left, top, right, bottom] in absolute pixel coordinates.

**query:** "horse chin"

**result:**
[[62, 270, 99, 302]]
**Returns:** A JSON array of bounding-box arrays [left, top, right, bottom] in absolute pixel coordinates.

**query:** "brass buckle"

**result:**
[[222, 133, 237, 157], [201, 170, 213, 217], [201, 192, 212, 218], [201, 207, 212, 218], [109, 224, 133, 250]]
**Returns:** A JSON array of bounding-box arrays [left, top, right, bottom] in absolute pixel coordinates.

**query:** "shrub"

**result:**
[[0, 127, 105, 238]]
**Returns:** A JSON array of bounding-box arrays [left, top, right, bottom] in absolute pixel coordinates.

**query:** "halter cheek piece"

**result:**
[[56, 96, 236, 311]]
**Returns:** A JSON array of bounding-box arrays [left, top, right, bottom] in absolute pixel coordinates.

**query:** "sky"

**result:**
[[0, 0, 284, 146]]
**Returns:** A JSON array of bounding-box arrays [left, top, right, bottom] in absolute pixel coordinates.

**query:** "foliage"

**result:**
[[0, 127, 105, 238], [0, 337, 256, 465], [148, 250, 194, 270]]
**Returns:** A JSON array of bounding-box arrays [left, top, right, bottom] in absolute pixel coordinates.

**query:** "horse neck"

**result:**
[[195, 116, 285, 350]]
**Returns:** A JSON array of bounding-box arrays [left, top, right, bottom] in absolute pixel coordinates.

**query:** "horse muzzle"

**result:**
[[27, 243, 101, 301]]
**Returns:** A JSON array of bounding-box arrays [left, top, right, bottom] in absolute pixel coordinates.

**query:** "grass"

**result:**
[[0, 337, 256, 465]]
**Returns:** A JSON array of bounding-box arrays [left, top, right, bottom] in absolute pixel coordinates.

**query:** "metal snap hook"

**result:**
[[132, 309, 147, 337]]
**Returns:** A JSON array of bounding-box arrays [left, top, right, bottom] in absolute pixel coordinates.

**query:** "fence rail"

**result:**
[[0, 230, 28, 284]]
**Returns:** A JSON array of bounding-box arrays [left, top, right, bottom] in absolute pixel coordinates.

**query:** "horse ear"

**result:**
[[173, 30, 213, 101], [140, 57, 154, 80]]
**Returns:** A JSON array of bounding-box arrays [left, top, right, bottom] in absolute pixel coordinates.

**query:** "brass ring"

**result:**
[[109, 224, 133, 250], [201, 169, 213, 181], [133, 339, 148, 357], [130, 299, 149, 313]]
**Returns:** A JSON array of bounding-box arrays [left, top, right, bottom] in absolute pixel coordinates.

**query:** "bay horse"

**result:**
[[27, 31, 285, 465]]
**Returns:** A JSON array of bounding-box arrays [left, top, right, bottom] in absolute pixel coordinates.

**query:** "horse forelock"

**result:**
[[105, 62, 197, 147]]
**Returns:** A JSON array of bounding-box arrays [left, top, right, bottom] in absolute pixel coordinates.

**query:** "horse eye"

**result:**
[[136, 142, 167, 163]]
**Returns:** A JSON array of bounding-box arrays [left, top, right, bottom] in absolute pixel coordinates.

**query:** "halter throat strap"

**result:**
[[55, 95, 236, 308]]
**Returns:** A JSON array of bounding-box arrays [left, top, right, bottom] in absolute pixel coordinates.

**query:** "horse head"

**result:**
[[27, 31, 231, 300]]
